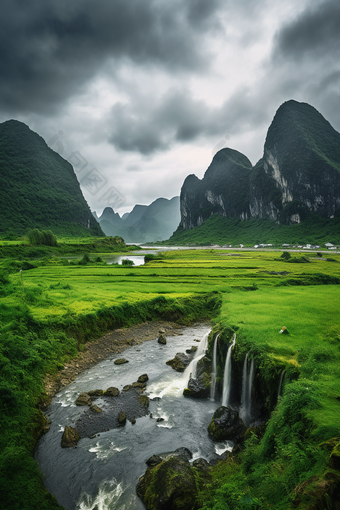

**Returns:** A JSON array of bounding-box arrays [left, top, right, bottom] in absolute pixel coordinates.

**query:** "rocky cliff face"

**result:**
[[180, 100, 340, 229], [181, 149, 252, 229]]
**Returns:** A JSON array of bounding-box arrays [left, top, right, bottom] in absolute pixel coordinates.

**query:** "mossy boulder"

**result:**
[[184, 356, 211, 398], [137, 449, 201, 510], [166, 353, 192, 372], [186, 346, 198, 355], [158, 334, 167, 345], [75, 392, 92, 406], [138, 374, 149, 383], [61, 426, 80, 448], [114, 358, 129, 365], [132, 381, 146, 390], [138, 395, 150, 408], [208, 406, 246, 441], [118, 411, 126, 426], [90, 405, 102, 413], [104, 386, 120, 397], [88, 389, 104, 397]]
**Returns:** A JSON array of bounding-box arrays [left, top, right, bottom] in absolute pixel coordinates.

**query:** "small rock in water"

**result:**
[[61, 426, 80, 448], [123, 384, 132, 391], [114, 358, 129, 365], [75, 392, 92, 406], [138, 395, 149, 408], [156, 417, 165, 422], [90, 405, 102, 413], [88, 389, 104, 397], [131, 418, 136, 425], [158, 334, 167, 345], [159, 328, 166, 334], [104, 387, 120, 397], [132, 382, 146, 390], [118, 411, 126, 426], [137, 374, 149, 383], [186, 346, 198, 354]]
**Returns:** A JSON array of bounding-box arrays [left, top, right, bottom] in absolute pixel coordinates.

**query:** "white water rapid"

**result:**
[[35, 324, 218, 510], [221, 333, 236, 407], [183, 330, 210, 385]]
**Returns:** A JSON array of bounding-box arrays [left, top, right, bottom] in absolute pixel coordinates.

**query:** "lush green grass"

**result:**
[[219, 286, 340, 432], [2, 249, 337, 321], [0, 235, 134, 260], [167, 214, 340, 246], [1, 247, 340, 509]]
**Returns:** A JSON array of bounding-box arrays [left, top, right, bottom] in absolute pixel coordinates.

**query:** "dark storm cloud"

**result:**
[[0, 0, 223, 114], [108, 88, 269, 155], [274, 0, 340, 59], [270, 0, 340, 134]]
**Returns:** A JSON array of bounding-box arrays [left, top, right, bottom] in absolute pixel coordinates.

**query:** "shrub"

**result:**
[[144, 253, 163, 263], [27, 229, 57, 247], [78, 254, 91, 265], [121, 259, 134, 266]]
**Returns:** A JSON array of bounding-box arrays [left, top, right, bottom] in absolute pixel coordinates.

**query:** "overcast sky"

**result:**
[[1, 0, 339, 215]]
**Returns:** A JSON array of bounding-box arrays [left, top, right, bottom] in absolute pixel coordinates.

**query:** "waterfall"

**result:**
[[183, 330, 210, 385], [277, 370, 285, 400], [240, 352, 255, 426], [241, 352, 249, 410], [210, 333, 219, 401], [221, 334, 236, 407]]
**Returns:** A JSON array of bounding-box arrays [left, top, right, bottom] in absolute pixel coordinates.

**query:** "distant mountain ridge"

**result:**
[[96, 196, 180, 243], [0, 120, 103, 236], [178, 100, 340, 234]]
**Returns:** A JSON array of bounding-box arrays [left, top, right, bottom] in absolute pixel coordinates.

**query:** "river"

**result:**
[[35, 324, 232, 510]]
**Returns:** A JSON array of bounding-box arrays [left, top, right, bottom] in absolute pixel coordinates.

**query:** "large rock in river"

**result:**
[[137, 448, 202, 510], [61, 426, 80, 448], [166, 352, 192, 372], [208, 406, 246, 441], [183, 356, 210, 398]]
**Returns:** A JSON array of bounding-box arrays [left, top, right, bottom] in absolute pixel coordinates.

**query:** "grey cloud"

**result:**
[[107, 87, 270, 155], [274, 0, 340, 60], [0, 0, 223, 114]]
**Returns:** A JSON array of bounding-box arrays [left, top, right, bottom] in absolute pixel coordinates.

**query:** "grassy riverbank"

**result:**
[[200, 285, 340, 509], [1, 247, 340, 508], [167, 214, 340, 246]]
